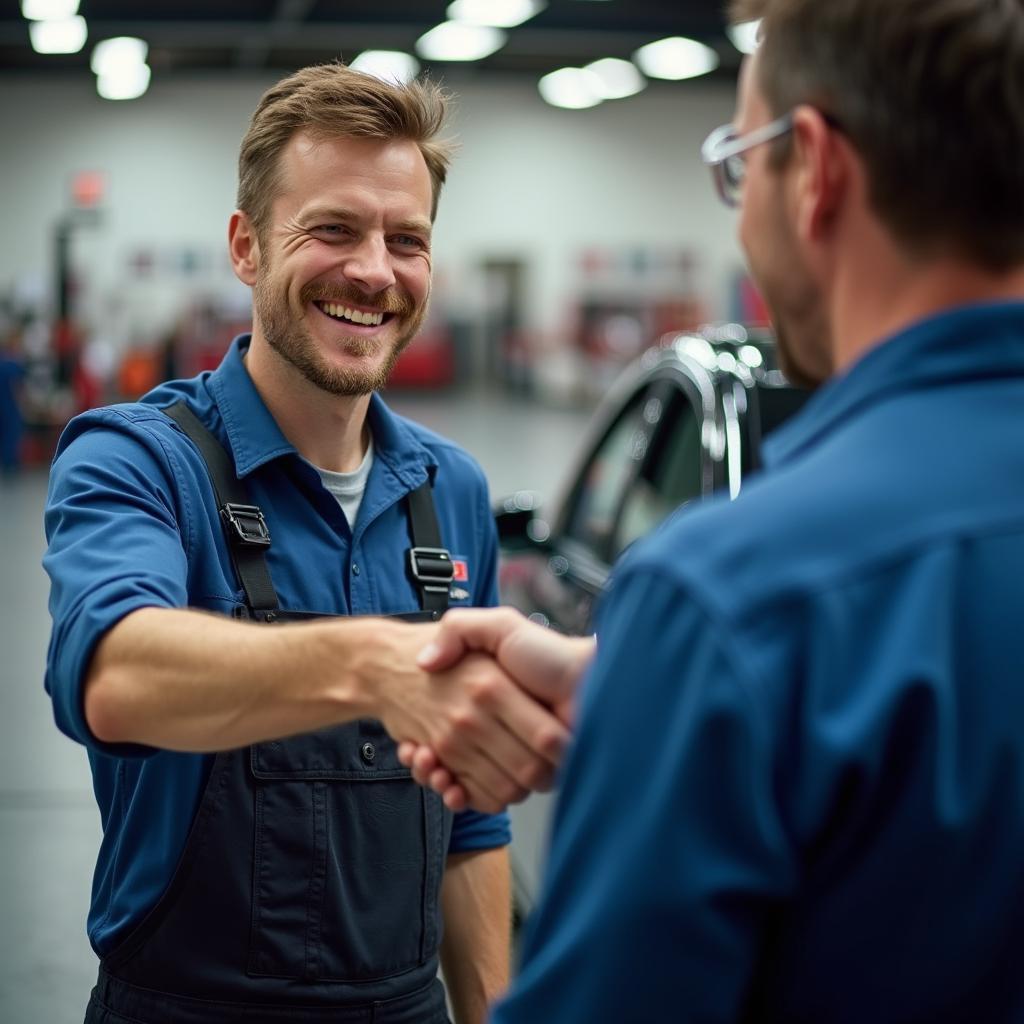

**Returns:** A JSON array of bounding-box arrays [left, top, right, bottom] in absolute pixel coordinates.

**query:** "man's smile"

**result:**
[[311, 299, 397, 332]]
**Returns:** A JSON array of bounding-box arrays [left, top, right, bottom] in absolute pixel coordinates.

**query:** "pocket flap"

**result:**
[[250, 720, 411, 781]]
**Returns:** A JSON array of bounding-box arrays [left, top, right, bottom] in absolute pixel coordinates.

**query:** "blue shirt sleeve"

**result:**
[[491, 568, 795, 1023], [43, 410, 189, 756]]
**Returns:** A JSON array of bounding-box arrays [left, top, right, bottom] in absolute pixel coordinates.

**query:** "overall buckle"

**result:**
[[408, 547, 455, 593], [220, 503, 271, 548]]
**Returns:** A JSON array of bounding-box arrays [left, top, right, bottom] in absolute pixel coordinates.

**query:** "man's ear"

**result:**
[[228, 210, 260, 286], [790, 105, 848, 246]]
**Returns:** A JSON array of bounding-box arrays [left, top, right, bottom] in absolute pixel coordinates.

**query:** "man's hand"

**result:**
[[397, 609, 596, 811], [372, 618, 575, 814]]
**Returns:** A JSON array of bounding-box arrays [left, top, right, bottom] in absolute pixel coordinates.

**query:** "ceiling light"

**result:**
[[447, 0, 546, 28], [350, 49, 420, 84], [633, 37, 719, 81], [538, 67, 603, 110], [584, 57, 646, 99], [97, 62, 151, 101], [90, 36, 148, 77], [20, 0, 79, 19], [28, 15, 87, 54], [727, 20, 761, 55], [416, 22, 507, 61]]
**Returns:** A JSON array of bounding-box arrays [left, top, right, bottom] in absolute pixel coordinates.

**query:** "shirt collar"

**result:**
[[763, 300, 1024, 468], [209, 334, 437, 484]]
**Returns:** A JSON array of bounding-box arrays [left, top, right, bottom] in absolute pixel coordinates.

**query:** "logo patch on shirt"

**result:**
[[449, 556, 470, 601]]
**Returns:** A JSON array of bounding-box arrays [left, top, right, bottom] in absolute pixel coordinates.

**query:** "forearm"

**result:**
[[84, 606, 433, 751], [441, 847, 512, 1024]]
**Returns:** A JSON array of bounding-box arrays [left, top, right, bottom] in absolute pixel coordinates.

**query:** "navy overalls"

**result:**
[[84, 401, 458, 1024]]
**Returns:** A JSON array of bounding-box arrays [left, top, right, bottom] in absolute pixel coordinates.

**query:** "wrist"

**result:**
[[318, 617, 432, 726]]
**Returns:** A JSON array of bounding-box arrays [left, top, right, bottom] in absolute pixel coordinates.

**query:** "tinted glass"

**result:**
[[564, 394, 650, 559], [614, 388, 704, 559]]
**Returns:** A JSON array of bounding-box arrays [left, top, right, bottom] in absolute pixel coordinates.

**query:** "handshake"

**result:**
[[377, 608, 596, 814]]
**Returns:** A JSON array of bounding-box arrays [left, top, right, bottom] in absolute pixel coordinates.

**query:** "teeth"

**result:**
[[319, 302, 383, 326]]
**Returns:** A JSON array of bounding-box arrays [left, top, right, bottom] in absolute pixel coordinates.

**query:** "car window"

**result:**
[[563, 392, 651, 561], [613, 387, 704, 559]]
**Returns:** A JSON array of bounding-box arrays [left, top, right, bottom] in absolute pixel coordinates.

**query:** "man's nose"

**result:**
[[343, 234, 396, 295]]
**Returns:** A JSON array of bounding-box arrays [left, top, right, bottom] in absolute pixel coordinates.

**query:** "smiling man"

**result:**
[[43, 64, 569, 1024]]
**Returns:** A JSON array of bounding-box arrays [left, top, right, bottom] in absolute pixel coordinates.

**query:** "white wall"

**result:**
[[0, 71, 745, 347]]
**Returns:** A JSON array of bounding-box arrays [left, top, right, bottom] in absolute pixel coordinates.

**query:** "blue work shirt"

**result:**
[[43, 335, 510, 956], [494, 301, 1024, 1023]]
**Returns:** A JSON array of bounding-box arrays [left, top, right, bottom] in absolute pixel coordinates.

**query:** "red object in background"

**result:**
[[652, 298, 705, 337], [72, 170, 106, 209], [388, 328, 454, 388], [118, 349, 160, 399], [73, 361, 102, 412]]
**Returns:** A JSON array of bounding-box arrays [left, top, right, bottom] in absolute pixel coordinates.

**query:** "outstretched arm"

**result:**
[[85, 609, 571, 813]]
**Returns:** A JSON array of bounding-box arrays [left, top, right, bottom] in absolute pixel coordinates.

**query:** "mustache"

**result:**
[[300, 281, 414, 317]]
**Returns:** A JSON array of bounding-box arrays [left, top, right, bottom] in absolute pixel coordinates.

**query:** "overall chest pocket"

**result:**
[[247, 720, 448, 983]]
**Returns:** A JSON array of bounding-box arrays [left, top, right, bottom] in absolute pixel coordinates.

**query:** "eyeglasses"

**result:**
[[700, 112, 795, 208]]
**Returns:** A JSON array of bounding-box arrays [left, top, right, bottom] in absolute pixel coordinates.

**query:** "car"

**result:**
[[494, 325, 810, 920]]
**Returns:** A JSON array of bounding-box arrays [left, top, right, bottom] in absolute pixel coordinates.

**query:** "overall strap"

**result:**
[[405, 481, 454, 615], [162, 400, 280, 616]]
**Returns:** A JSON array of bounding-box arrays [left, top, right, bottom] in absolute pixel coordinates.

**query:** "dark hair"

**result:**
[[730, 0, 1024, 270], [238, 63, 454, 238]]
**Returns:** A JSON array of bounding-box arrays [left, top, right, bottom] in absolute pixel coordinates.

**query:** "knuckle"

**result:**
[[537, 726, 567, 761], [468, 673, 503, 707], [450, 707, 479, 734]]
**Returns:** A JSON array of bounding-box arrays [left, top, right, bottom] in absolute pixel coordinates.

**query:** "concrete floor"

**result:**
[[0, 388, 592, 1023]]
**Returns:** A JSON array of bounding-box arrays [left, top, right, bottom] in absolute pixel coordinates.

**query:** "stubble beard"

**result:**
[[253, 271, 426, 397], [747, 212, 832, 390]]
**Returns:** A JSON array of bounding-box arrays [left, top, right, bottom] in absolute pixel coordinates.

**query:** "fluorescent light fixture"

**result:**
[[97, 63, 151, 101], [727, 20, 761, 55], [21, 0, 79, 20], [584, 57, 646, 99], [447, 0, 546, 28], [633, 36, 719, 81], [350, 49, 420, 84], [416, 21, 506, 61], [28, 15, 87, 54], [90, 36, 148, 77], [538, 67, 603, 110]]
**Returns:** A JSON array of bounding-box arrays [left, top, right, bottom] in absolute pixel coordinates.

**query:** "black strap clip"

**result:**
[[220, 503, 271, 549], [408, 546, 455, 594]]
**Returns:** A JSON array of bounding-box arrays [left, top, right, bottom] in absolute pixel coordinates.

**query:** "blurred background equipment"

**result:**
[[0, 0, 764, 465]]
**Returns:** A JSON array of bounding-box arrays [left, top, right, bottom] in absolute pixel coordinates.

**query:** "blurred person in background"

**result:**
[[43, 63, 568, 1024], [0, 326, 26, 476], [403, 0, 1024, 1020]]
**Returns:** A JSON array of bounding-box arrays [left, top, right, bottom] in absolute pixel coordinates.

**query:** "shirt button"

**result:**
[[352, 563, 360, 576], [360, 742, 376, 764]]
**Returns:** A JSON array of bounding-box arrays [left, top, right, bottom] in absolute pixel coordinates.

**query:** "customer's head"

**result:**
[[237, 62, 453, 243], [732, 0, 1024, 270], [724, 0, 1024, 385]]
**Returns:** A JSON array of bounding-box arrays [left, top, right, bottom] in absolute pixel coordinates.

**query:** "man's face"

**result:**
[[251, 131, 433, 397], [735, 53, 832, 388]]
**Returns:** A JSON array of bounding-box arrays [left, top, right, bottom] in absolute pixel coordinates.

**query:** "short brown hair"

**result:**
[[730, 0, 1024, 270], [238, 63, 454, 238]]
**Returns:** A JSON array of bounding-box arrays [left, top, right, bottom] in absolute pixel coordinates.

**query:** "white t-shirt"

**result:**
[[315, 436, 374, 530]]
